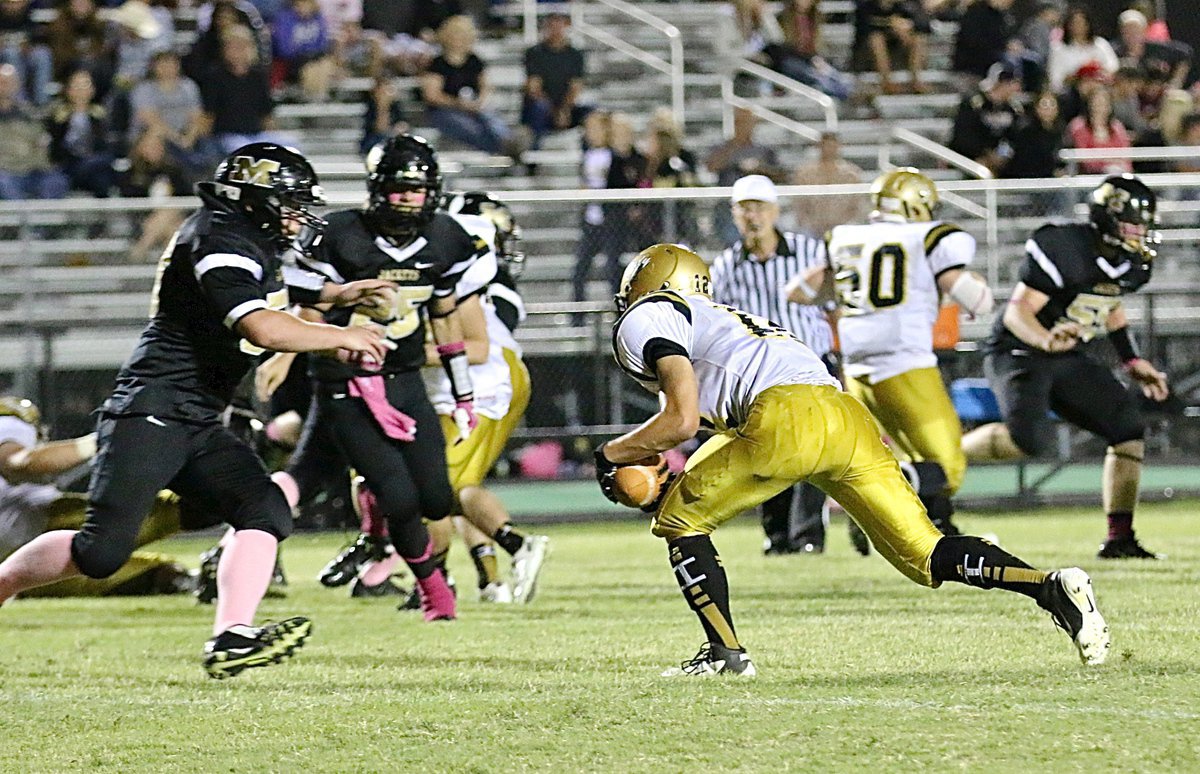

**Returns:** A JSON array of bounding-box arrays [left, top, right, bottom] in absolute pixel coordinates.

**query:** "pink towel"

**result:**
[[348, 375, 416, 441]]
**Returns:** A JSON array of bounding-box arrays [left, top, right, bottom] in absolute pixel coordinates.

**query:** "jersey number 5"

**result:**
[[350, 285, 434, 340]]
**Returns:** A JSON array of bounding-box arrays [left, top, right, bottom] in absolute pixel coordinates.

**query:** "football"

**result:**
[[613, 455, 670, 509]]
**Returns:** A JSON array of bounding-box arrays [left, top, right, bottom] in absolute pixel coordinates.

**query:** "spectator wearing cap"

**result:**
[[791, 131, 865, 239], [110, 0, 172, 89], [0, 0, 52, 106], [1065, 84, 1132, 174], [948, 61, 1024, 176], [0, 63, 68, 200], [1047, 5, 1117, 91], [1114, 8, 1191, 91], [521, 12, 589, 150], [710, 174, 837, 555]]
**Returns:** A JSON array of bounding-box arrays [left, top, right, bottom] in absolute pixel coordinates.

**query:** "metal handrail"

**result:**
[[1060, 145, 1200, 174], [572, 0, 686, 128], [722, 58, 837, 141], [880, 127, 993, 180]]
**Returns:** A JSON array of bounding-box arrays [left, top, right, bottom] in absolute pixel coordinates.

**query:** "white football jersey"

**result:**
[[0, 416, 60, 559], [427, 212, 523, 420], [827, 219, 975, 383], [612, 292, 840, 432]]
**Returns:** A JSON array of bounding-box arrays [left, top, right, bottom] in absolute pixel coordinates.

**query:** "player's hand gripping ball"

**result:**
[[595, 445, 670, 509]]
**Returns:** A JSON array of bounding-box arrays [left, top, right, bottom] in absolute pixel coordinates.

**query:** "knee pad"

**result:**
[[71, 531, 136, 580], [227, 482, 293, 541], [1107, 439, 1145, 463]]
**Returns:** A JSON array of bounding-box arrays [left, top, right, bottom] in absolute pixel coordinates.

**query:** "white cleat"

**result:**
[[1042, 567, 1110, 666], [661, 643, 757, 678], [510, 535, 550, 604], [478, 581, 514, 604]]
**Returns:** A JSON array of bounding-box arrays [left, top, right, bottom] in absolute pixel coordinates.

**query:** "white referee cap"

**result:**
[[731, 175, 778, 204]]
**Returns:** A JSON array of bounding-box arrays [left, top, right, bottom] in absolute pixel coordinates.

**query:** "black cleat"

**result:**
[[318, 534, 389, 587], [848, 521, 871, 556], [194, 544, 221, 605], [1097, 533, 1161, 559], [202, 617, 313, 679], [349, 576, 408, 598], [661, 642, 757, 677]]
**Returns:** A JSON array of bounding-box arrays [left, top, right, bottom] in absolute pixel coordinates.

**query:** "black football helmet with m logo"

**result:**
[[212, 142, 327, 247], [365, 133, 442, 238], [1089, 174, 1160, 291]]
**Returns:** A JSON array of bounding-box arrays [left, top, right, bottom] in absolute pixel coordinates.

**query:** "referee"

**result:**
[[711, 175, 837, 554]]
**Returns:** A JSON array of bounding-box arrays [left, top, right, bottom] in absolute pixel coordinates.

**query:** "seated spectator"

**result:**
[[186, 1, 270, 82], [320, 0, 381, 78], [362, 0, 460, 75], [947, 60, 1024, 176], [1057, 60, 1113, 125], [705, 107, 782, 242], [46, 0, 113, 92], [118, 127, 191, 261], [1003, 90, 1064, 178], [129, 50, 208, 171], [110, 0, 172, 90], [1113, 9, 1191, 91], [792, 131, 866, 238], [1111, 65, 1148, 139], [521, 13, 589, 150], [952, 0, 1017, 82], [360, 73, 406, 155], [0, 64, 68, 200], [47, 68, 115, 197], [1017, 1, 1062, 77], [420, 15, 525, 159], [859, 0, 930, 94], [1047, 5, 1117, 92], [0, 0, 52, 106], [272, 0, 338, 101], [1065, 86, 1133, 174], [199, 25, 282, 153], [773, 0, 853, 100]]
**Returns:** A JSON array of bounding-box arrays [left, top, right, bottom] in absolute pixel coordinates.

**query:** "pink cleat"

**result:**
[[413, 569, 456, 621]]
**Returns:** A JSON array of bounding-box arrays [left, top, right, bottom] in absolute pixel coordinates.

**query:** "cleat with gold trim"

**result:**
[[661, 642, 757, 678], [202, 616, 313, 679], [1039, 568, 1110, 666]]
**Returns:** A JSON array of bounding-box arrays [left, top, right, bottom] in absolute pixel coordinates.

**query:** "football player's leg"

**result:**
[[759, 486, 795, 554], [456, 517, 504, 593], [1048, 356, 1157, 558], [349, 476, 403, 591], [171, 424, 293, 635], [982, 349, 1059, 459]]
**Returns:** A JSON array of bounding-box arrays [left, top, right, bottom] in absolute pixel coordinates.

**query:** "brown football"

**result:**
[[613, 455, 669, 508]]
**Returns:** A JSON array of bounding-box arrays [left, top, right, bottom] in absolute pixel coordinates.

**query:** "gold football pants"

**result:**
[[653, 384, 944, 587], [21, 491, 182, 597], [846, 367, 966, 495], [439, 348, 531, 492]]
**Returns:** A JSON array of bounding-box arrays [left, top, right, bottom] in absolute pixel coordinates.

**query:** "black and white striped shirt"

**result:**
[[710, 229, 834, 356]]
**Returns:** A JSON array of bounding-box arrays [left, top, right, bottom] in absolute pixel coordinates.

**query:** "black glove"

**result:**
[[594, 444, 621, 503]]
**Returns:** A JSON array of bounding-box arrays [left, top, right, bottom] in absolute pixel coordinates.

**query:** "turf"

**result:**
[[1, 502, 1198, 772]]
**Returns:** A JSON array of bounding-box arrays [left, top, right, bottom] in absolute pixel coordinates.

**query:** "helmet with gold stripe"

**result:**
[[615, 244, 711, 312], [870, 167, 939, 222]]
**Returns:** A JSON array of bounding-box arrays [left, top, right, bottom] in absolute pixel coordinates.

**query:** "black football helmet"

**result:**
[[443, 191, 525, 277], [365, 133, 442, 238], [1089, 174, 1160, 291], [212, 142, 326, 247]]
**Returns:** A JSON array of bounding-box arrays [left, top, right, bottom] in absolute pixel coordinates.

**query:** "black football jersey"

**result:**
[[989, 223, 1132, 354], [104, 189, 291, 422], [304, 209, 487, 381]]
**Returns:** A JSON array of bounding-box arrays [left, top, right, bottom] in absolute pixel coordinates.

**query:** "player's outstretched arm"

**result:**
[[0, 433, 96, 484], [237, 309, 394, 361], [602, 355, 700, 464], [1003, 283, 1080, 353]]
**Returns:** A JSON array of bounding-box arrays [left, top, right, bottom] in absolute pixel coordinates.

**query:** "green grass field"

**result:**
[[1, 502, 1198, 772]]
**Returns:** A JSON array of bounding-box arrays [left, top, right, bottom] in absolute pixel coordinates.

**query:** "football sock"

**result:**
[[357, 486, 389, 538], [469, 544, 500, 589], [398, 535, 438, 581], [0, 530, 80, 603], [492, 524, 525, 556], [668, 535, 741, 650], [358, 550, 401, 586], [1106, 511, 1134, 540], [271, 471, 300, 510], [929, 535, 1047, 600], [214, 529, 278, 635]]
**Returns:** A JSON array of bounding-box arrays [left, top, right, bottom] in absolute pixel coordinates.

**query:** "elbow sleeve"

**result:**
[[948, 272, 995, 317]]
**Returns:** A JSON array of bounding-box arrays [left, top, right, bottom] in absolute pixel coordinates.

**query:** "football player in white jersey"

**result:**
[[792, 167, 995, 537], [0, 397, 190, 596], [596, 244, 1108, 676]]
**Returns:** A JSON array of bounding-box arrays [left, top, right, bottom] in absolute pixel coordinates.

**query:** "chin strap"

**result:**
[[437, 341, 477, 442]]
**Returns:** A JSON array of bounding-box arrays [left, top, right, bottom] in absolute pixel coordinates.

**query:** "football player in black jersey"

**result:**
[[281, 134, 488, 621], [962, 174, 1170, 559], [0, 143, 396, 678]]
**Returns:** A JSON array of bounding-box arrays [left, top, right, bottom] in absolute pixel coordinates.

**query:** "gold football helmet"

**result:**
[[0, 396, 40, 427], [870, 167, 939, 222], [615, 243, 711, 312]]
